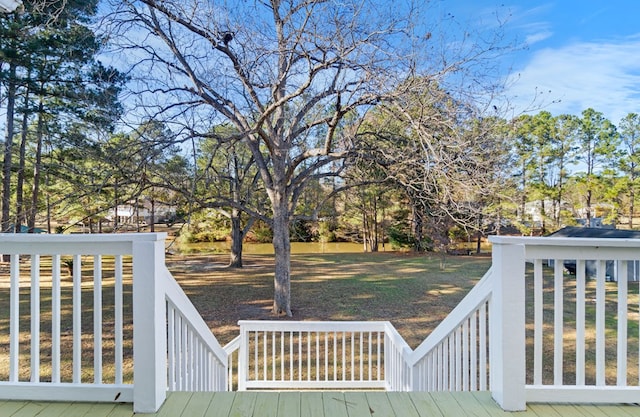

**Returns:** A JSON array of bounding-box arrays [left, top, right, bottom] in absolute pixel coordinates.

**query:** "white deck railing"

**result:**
[[407, 268, 492, 393], [0, 233, 228, 413], [491, 236, 640, 410], [229, 320, 411, 391], [493, 236, 640, 407], [164, 267, 228, 392], [3, 233, 640, 413], [398, 236, 640, 411]]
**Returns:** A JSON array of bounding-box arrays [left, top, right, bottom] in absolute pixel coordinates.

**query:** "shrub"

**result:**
[[387, 224, 413, 250]]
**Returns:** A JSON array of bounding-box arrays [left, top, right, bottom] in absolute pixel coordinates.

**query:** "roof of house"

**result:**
[[547, 226, 640, 239]]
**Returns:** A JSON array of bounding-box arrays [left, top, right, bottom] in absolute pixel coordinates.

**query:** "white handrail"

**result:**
[[0, 234, 149, 406], [489, 236, 640, 409], [163, 267, 228, 392], [409, 267, 493, 362], [407, 267, 493, 392], [4, 232, 640, 413], [224, 335, 241, 391], [0, 233, 229, 414], [236, 320, 405, 390], [382, 322, 413, 391]]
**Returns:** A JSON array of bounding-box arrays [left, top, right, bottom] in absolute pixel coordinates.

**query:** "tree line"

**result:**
[[2, 1, 637, 314]]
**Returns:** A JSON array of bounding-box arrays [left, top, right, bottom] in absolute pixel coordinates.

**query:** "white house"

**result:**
[[105, 198, 177, 226]]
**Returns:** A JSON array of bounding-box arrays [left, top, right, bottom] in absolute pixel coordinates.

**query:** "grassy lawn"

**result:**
[[165, 252, 492, 348]]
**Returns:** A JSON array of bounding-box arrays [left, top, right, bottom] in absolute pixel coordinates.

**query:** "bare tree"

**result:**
[[106, 0, 511, 316], [194, 128, 265, 268], [358, 78, 513, 257]]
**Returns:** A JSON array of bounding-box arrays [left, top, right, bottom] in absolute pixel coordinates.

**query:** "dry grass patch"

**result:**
[[165, 252, 491, 348]]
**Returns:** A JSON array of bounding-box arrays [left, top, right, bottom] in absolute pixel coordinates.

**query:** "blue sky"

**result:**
[[444, 1, 640, 124]]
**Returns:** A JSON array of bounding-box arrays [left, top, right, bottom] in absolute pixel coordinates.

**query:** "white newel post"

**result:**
[[237, 324, 248, 391], [132, 234, 168, 413], [489, 238, 526, 411]]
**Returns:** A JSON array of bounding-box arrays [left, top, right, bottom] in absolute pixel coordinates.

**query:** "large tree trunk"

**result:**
[[520, 161, 526, 225], [540, 200, 546, 235], [15, 86, 29, 233], [629, 184, 635, 229], [272, 194, 292, 317], [586, 188, 592, 226], [229, 208, 243, 268], [2, 63, 17, 233], [371, 195, 379, 252], [28, 99, 45, 233], [150, 198, 155, 232], [413, 205, 423, 252], [476, 212, 483, 254], [114, 179, 119, 230]]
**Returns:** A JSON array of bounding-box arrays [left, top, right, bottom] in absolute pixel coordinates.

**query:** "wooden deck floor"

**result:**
[[2, 391, 640, 417]]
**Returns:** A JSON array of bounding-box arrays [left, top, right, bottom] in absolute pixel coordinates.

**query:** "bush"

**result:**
[[192, 226, 229, 242], [387, 224, 413, 250], [290, 219, 314, 242], [250, 223, 273, 243], [176, 228, 196, 244], [317, 220, 338, 243]]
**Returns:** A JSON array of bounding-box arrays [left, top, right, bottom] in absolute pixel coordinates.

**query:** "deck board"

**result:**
[[0, 401, 30, 416], [59, 402, 98, 417], [364, 391, 396, 416], [469, 391, 513, 416], [203, 392, 236, 417], [254, 392, 279, 417], [554, 403, 602, 417], [300, 391, 324, 417], [183, 392, 215, 417], [322, 392, 349, 417], [106, 402, 138, 417], [596, 404, 640, 417], [277, 392, 301, 417], [433, 391, 479, 416], [447, 391, 496, 417], [150, 391, 192, 417], [11, 402, 51, 417], [386, 392, 421, 417], [229, 390, 257, 417], [407, 392, 446, 416], [2, 391, 640, 417], [342, 391, 374, 417]]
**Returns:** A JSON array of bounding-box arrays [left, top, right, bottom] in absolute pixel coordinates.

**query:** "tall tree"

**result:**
[[108, 0, 511, 315], [618, 113, 640, 228], [550, 114, 579, 226], [194, 125, 265, 268], [512, 111, 579, 232], [520, 111, 556, 234], [0, 0, 125, 232], [576, 108, 620, 225], [511, 114, 537, 229]]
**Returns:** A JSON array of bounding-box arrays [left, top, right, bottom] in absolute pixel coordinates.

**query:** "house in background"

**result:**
[[522, 200, 615, 231], [548, 226, 640, 281], [0, 0, 21, 12], [105, 197, 177, 228]]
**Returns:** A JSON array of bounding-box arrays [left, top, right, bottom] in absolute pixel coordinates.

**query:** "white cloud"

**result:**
[[505, 36, 640, 123], [524, 30, 553, 45]]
